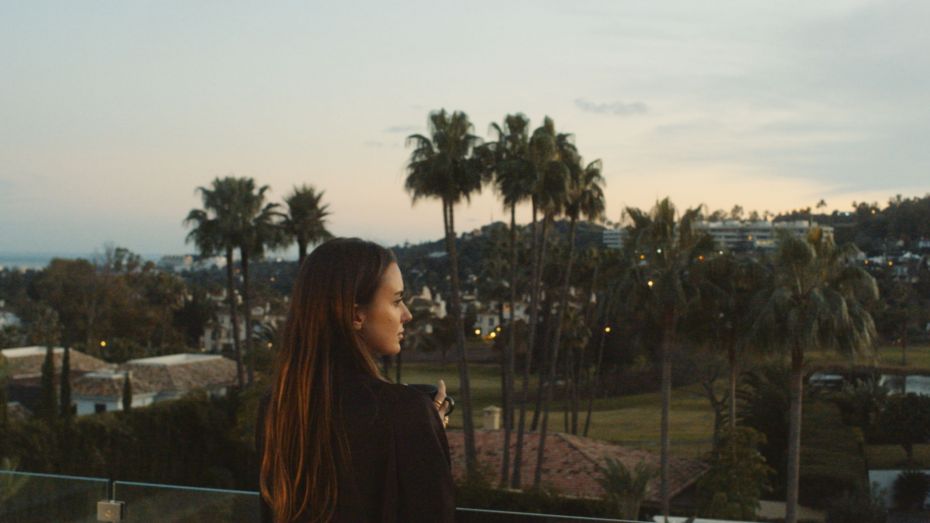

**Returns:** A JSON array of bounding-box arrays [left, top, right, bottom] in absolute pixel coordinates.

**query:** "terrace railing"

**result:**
[[0, 469, 645, 522]]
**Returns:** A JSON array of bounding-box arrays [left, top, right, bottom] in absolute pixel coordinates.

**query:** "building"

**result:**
[[1, 346, 109, 380], [202, 302, 284, 353], [696, 220, 835, 252], [120, 353, 237, 401], [445, 429, 708, 511], [473, 302, 529, 337], [1, 346, 111, 413], [71, 370, 158, 415], [602, 228, 627, 249]]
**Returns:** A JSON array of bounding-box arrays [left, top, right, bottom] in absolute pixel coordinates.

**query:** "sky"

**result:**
[[2, 0, 929, 256]]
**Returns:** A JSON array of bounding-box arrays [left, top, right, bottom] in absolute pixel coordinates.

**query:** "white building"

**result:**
[[696, 220, 834, 252], [71, 370, 157, 415], [201, 302, 284, 353]]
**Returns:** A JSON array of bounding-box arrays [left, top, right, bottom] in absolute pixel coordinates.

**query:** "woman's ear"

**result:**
[[352, 304, 366, 331]]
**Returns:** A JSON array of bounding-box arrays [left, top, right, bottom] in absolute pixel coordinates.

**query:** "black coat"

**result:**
[[257, 370, 455, 522]]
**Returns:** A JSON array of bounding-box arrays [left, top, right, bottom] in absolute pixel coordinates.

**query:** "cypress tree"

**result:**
[[39, 345, 58, 422], [122, 372, 132, 412], [59, 345, 72, 419], [0, 354, 8, 429]]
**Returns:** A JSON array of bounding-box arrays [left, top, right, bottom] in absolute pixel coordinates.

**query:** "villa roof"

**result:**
[[71, 371, 157, 398], [119, 354, 237, 393], [445, 430, 708, 503], [0, 346, 109, 379]]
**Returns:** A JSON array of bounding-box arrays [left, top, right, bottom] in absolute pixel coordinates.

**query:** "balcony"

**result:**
[[0, 470, 645, 522]]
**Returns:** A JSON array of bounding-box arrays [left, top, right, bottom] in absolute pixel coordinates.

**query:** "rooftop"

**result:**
[[445, 430, 708, 504], [126, 353, 221, 366]]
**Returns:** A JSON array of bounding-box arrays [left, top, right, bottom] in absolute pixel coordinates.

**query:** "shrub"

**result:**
[[825, 484, 887, 523], [892, 469, 930, 510], [697, 427, 773, 520]]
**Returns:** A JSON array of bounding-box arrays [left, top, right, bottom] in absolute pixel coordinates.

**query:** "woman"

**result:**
[[258, 238, 455, 522]]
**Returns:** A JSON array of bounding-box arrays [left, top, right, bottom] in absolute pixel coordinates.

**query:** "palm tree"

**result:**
[[185, 177, 251, 388], [512, 116, 571, 488], [624, 198, 714, 519], [534, 156, 605, 488], [405, 109, 485, 479], [237, 181, 285, 385], [754, 229, 877, 523], [281, 185, 332, 265], [692, 253, 770, 429], [482, 113, 534, 486]]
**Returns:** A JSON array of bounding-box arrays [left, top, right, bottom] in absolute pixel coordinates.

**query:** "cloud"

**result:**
[[383, 125, 420, 134], [575, 98, 648, 116]]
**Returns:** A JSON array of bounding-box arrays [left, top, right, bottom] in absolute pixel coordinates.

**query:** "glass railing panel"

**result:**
[[112, 480, 260, 522], [0, 469, 109, 523], [456, 507, 645, 523]]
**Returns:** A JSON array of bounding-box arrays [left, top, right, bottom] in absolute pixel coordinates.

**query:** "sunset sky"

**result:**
[[2, 0, 929, 256]]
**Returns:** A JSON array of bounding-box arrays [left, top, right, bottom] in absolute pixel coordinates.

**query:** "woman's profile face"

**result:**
[[355, 262, 412, 357]]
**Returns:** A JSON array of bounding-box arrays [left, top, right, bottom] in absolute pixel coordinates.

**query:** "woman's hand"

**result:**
[[433, 379, 450, 429]]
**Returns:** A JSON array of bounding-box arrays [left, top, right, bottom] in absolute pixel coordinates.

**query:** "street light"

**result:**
[[99, 340, 107, 348], [474, 328, 481, 336], [604, 326, 612, 334], [647, 280, 655, 288]]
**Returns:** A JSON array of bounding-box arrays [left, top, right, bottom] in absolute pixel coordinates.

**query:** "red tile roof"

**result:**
[[445, 430, 708, 503]]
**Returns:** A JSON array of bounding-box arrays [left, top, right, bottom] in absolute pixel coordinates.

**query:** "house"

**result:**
[[202, 301, 284, 353], [120, 353, 237, 401], [0, 346, 109, 379], [1, 346, 111, 413], [445, 430, 708, 511], [71, 370, 158, 415]]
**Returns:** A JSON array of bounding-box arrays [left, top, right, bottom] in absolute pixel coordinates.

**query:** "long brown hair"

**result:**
[[260, 238, 393, 522]]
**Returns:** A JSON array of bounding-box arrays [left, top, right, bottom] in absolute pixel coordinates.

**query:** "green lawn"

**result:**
[[398, 362, 715, 457], [807, 343, 930, 370], [866, 444, 930, 469]]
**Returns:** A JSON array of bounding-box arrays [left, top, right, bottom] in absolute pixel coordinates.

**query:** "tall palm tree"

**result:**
[[534, 156, 605, 488], [482, 113, 534, 486], [405, 109, 485, 479], [624, 198, 714, 519], [281, 185, 332, 265], [691, 253, 770, 430], [237, 182, 285, 384], [185, 177, 248, 388], [754, 230, 877, 523], [511, 116, 571, 488]]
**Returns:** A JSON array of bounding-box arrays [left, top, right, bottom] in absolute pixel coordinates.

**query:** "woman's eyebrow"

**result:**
[[394, 289, 405, 297]]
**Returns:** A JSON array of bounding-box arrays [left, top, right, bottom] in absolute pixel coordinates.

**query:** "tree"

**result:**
[[595, 458, 655, 520], [281, 184, 332, 265], [405, 109, 485, 479], [30, 305, 61, 422], [691, 253, 769, 429], [59, 345, 72, 419], [534, 154, 605, 487], [122, 371, 133, 412], [697, 427, 773, 520], [0, 354, 9, 431], [482, 113, 534, 486], [185, 177, 251, 388], [624, 198, 713, 518], [512, 116, 572, 489], [754, 230, 878, 523], [877, 393, 930, 462], [236, 180, 285, 385], [892, 470, 930, 511]]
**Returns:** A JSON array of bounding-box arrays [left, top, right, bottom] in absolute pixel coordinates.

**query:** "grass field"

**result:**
[[398, 361, 716, 457], [865, 444, 930, 469], [807, 342, 930, 370]]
